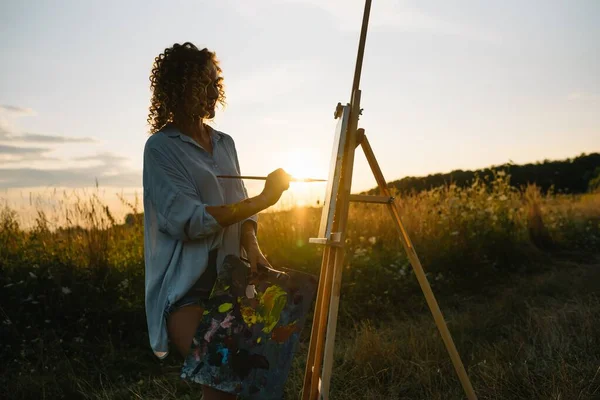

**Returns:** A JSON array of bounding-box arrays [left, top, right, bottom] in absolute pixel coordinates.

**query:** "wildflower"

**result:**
[[499, 195, 508, 201], [368, 236, 376, 245], [61, 287, 72, 295], [74, 337, 83, 343], [354, 248, 367, 257]]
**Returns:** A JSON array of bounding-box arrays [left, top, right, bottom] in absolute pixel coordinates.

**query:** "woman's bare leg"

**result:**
[[167, 304, 204, 358], [167, 305, 237, 400]]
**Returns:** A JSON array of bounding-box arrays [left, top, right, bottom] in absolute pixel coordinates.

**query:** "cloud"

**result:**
[[0, 104, 137, 189], [9, 132, 95, 143], [0, 144, 49, 155], [0, 105, 36, 116], [0, 104, 95, 143], [0, 143, 58, 163], [0, 150, 141, 188], [0, 146, 140, 189], [73, 152, 128, 164], [0, 165, 141, 189]]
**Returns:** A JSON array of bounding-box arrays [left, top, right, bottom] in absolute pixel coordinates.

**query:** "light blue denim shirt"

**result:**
[[143, 123, 257, 359]]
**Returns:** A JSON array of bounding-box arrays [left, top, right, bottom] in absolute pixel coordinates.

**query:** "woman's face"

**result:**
[[204, 60, 220, 119]]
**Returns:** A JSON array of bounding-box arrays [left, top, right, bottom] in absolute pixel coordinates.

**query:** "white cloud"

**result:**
[[0, 105, 36, 117], [0, 104, 95, 143], [0, 143, 58, 164], [0, 104, 138, 189], [0, 163, 141, 189], [0, 144, 49, 155]]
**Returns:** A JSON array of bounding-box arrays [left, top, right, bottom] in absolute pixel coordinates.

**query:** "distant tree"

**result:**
[[588, 166, 600, 193], [365, 152, 600, 196]]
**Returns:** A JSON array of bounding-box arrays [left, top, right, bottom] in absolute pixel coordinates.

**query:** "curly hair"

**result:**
[[147, 42, 226, 133]]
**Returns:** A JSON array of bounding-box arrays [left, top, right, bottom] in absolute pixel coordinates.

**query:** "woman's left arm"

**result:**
[[241, 220, 272, 275]]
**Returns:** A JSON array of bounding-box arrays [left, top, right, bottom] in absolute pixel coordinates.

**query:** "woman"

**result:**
[[143, 42, 291, 399]]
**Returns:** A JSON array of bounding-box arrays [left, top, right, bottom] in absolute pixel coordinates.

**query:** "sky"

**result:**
[[1, 0, 599, 222]]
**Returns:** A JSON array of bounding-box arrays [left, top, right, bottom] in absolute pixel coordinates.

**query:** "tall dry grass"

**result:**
[[1, 173, 599, 399]]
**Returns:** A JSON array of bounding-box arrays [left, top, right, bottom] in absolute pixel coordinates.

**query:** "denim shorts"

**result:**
[[165, 249, 218, 315]]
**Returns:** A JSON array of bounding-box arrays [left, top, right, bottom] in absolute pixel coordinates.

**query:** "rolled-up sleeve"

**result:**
[[143, 146, 222, 241]]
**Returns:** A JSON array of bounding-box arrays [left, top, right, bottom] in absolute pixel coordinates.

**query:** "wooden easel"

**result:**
[[300, 1, 477, 399]]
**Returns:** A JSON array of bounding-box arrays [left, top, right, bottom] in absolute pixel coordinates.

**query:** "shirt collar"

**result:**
[[162, 123, 223, 146]]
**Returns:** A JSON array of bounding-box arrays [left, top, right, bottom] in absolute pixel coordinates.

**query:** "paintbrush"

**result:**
[[217, 175, 327, 182]]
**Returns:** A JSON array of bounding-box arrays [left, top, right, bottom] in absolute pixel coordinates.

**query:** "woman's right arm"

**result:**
[[144, 146, 289, 241], [205, 168, 290, 227]]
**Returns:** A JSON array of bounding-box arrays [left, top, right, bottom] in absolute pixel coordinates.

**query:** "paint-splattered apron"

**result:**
[[180, 255, 318, 399]]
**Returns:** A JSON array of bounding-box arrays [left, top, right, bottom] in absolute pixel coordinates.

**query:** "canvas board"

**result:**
[[314, 105, 351, 240]]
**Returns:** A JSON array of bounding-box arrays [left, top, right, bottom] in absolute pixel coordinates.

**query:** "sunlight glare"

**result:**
[[278, 148, 326, 207], [282, 148, 322, 180]]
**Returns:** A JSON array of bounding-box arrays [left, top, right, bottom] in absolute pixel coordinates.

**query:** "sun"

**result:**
[[282, 148, 323, 180], [277, 148, 326, 207]]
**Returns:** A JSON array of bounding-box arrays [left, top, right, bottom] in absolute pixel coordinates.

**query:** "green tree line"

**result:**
[[366, 152, 600, 196]]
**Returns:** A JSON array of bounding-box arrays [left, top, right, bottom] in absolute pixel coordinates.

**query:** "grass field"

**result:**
[[1, 173, 599, 399]]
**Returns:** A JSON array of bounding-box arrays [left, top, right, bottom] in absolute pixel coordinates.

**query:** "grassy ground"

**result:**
[[1, 174, 599, 399]]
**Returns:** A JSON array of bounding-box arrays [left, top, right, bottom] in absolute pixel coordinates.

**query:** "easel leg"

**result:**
[[319, 246, 346, 399], [309, 247, 341, 400], [361, 134, 478, 400], [302, 245, 333, 399]]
